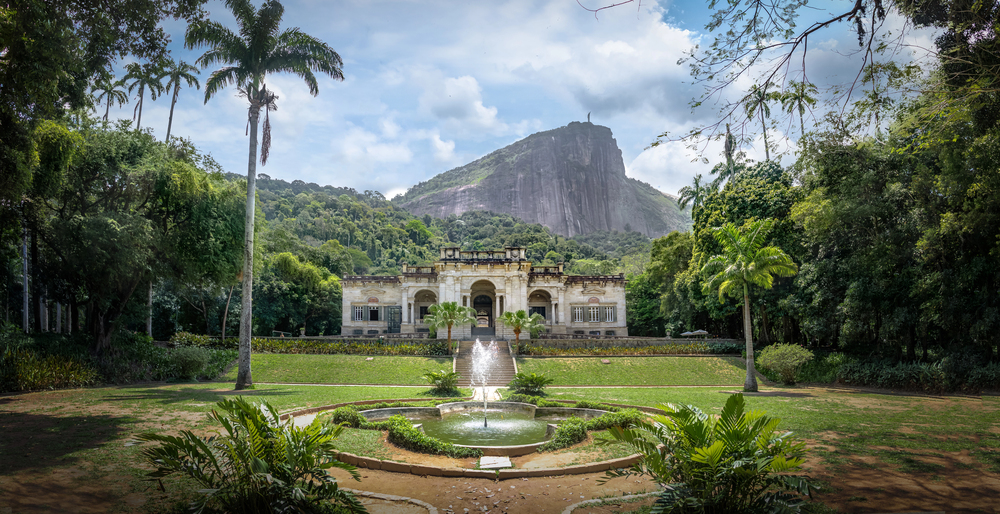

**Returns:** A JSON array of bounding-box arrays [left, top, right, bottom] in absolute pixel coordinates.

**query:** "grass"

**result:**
[[515, 356, 747, 386], [3, 373, 999, 512], [221, 353, 454, 384]]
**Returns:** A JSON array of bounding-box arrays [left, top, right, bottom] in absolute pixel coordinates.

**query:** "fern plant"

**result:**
[[598, 393, 815, 513], [136, 396, 366, 513]]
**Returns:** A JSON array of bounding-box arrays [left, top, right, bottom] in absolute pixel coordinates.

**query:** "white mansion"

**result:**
[[341, 246, 628, 339]]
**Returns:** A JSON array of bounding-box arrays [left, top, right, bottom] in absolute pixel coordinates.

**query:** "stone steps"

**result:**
[[454, 340, 517, 388]]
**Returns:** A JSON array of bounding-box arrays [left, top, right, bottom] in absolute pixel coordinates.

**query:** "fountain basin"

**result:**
[[357, 401, 604, 457]]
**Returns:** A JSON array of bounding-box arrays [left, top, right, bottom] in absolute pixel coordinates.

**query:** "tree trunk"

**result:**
[[760, 110, 770, 161], [104, 97, 111, 122], [236, 102, 261, 391], [21, 225, 28, 333], [136, 85, 144, 131], [221, 284, 235, 341], [446, 324, 452, 355], [165, 84, 178, 142], [743, 286, 758, 392], [30, 227, 40, 333], [147, 281, 153, 338]]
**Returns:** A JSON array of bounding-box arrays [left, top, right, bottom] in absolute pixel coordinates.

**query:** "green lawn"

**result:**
[[221, 353, 454, 384], [515, 356, 748, 386]]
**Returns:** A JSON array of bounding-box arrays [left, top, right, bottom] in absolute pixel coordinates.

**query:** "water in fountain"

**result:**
[[469, 338, 498, 427]]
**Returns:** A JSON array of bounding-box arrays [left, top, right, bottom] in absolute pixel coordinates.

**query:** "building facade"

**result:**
[[341, 246, 628, 339]]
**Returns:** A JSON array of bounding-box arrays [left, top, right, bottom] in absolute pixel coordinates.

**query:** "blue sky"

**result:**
[[105, 0, 937, 199]]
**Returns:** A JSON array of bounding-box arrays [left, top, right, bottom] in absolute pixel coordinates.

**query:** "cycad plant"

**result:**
[[598, 393, 815, 513], [422, 369, 460, 394], [701, 219, 797, 392], [137, 396, 366, 514]]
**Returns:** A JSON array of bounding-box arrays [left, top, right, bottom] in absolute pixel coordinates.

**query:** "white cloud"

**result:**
[[418, 75, 507, 134]]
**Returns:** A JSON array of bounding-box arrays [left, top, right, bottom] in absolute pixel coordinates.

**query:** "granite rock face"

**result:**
[[396, 122, 690, 237]]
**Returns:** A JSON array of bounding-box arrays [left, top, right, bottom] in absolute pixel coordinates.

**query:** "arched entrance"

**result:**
[[470, 280, 496, 336], [528, 289, 553, 324]]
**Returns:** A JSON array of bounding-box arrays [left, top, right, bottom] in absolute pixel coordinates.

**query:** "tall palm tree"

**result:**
[[743, 84, 776, 161], [123, 61, 165, 131], [93, 78, 129, 121], [185, 0, 344, 390], [159, 60, 201, 142], [677, 174, 709, 211], [780, 80, 818, 137], [423, 302, 476, 355], [496, 309, 545, 344], [701, 219, 797, 392]]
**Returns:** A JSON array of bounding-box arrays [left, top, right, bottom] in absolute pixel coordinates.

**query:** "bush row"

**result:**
[[838, 360, 1000, 393], [171, 332, 449, 356], [516, 342, 742, 356], [0, 327, 236, 392], [503, 393, 623, 412], [324, 406, 482, 458]]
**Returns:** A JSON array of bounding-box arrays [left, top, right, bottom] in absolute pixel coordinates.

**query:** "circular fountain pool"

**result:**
[[419, 408, 550, 447]]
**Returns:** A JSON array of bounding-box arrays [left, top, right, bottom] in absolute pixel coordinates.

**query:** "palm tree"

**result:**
[[423, 302, 476, 355], [677, 174, 709, 211], [159, 60, 200, 142], [185, 0, 344, 390], [123, 61, 165, 131], [92, 78, 129, 121], [496, 309, 545, 344], [779, 80, 818, 137], [701, 219, 797, 392], [743, 83, 776, 161]]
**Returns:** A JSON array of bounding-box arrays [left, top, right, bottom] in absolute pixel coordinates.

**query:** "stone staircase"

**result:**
[[454, 340, 517, 388]]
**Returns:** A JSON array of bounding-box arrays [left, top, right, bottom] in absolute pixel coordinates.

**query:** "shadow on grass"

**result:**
[[0, 410, 130, 474], [103, 384, 296, 404], [717, 390, 817, 398]]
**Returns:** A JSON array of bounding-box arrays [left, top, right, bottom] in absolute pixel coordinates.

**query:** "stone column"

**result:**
[[401, 288, 408, 324], [56, 303, 62, 333]]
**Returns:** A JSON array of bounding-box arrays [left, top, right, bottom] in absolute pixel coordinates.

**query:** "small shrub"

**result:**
[[327, 406, 368, 428], [507, 372, 554, 395], [538, 416, 588, 452], [422, 370, 460, 393], [137, 397, 366, 513], [798, 352, 853, 384], [757, 344, 815, 385], [586, 409, 644, 431], [0, 345, 100, 392], [171, 346, 210, 380], [573, 400, 620, 412], [504, 393, 564, 407]]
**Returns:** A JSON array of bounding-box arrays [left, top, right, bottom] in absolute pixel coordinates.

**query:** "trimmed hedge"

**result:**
[[324, 406, 482, 458], [536, 410, 644, 452], [170, 332, 449, 356], [517, 342, 742, 356]]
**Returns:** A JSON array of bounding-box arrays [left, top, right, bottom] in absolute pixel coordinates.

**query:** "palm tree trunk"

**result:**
[[760, 110, 769, 161], [446, 324, 452, 355], [743, 286, 758, 392], [104, 98, 111, 122], [235, 103, 261, 391], [165, 84, 179, 142], [146, 281, 152, 338], [136, 85, 144, 131]]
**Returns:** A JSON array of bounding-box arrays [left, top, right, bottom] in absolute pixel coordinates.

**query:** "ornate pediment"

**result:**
[[581, 287, 606, 295], [360, 288, 387, 296]]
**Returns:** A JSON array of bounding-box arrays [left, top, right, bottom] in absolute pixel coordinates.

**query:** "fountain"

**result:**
[[469, 338, 498, 427]]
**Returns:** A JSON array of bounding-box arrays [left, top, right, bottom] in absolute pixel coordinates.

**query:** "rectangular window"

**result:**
[[419, 306, 429, 319], [604, 306, 616, 322], [589, 306, 600, 322], [529, 306, 546, 319], [572, 307, 584, 323], [369, 306, 380, 322], [353, 306, 364, 321]]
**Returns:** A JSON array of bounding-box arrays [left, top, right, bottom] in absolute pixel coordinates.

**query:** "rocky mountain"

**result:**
[[394, 122, 691, 238]]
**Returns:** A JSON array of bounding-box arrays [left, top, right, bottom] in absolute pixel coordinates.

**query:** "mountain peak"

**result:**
[[395, 123, 690, 237]]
